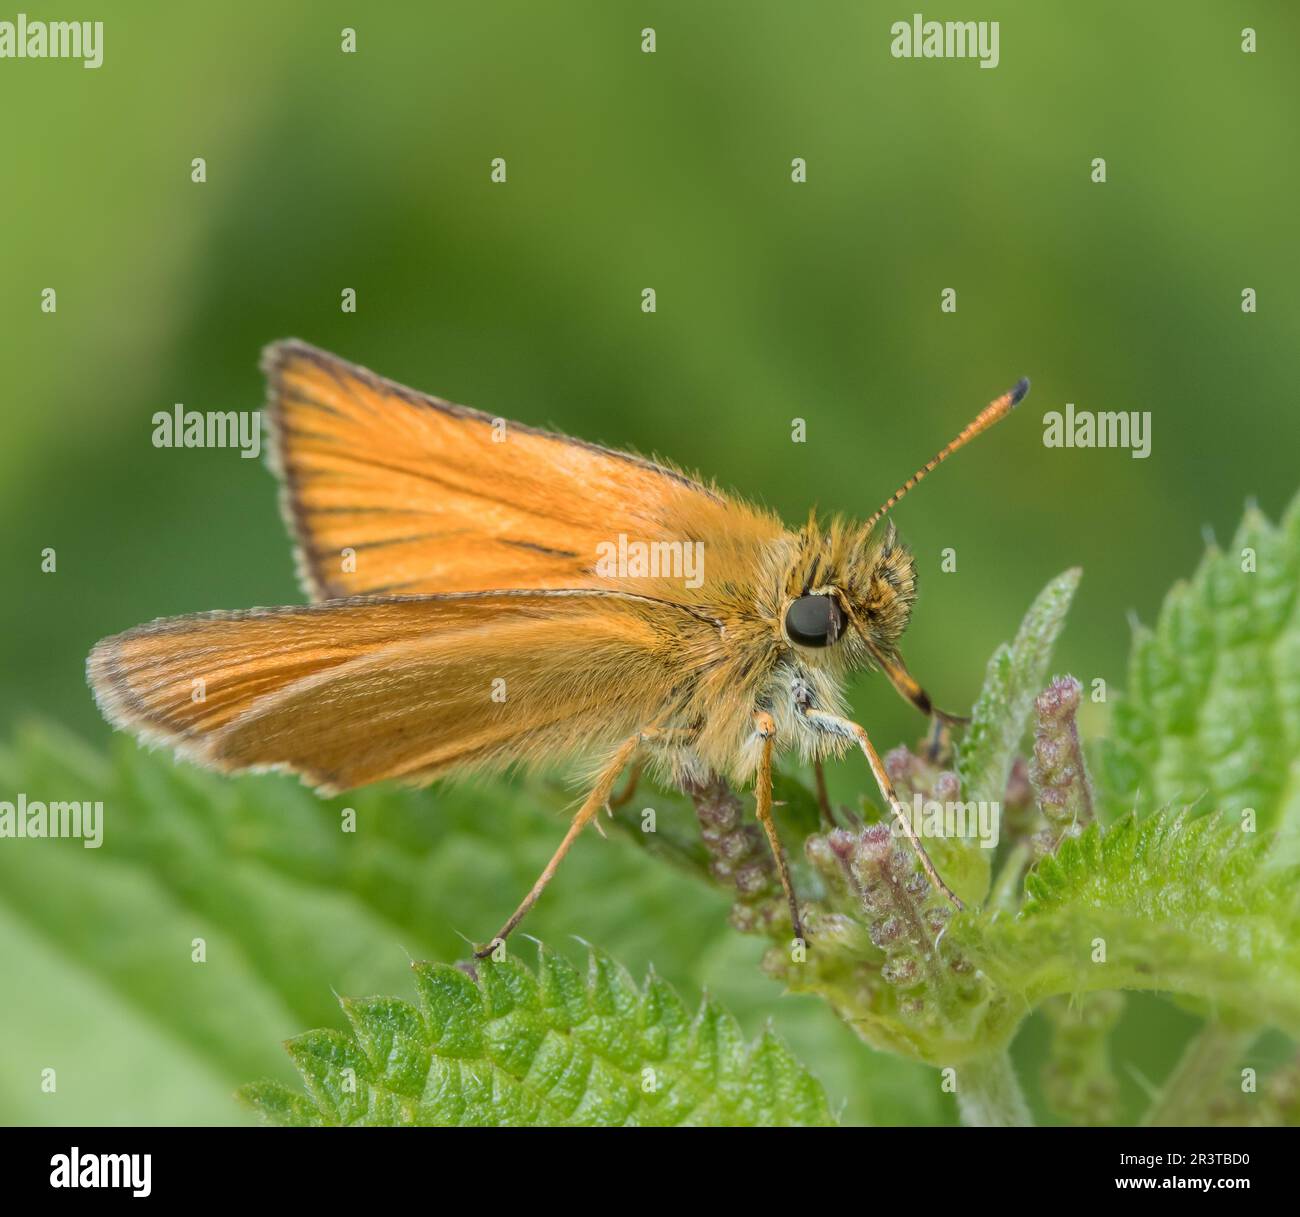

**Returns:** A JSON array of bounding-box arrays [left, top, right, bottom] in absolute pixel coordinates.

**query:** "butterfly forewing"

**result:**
[[264, 340, 733, 601]]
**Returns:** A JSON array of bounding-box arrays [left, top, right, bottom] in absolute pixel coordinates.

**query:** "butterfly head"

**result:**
[[778, 514, 916, 671]]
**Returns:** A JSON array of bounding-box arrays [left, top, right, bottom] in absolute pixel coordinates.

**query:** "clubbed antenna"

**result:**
[[863, 377, 1029, 533]]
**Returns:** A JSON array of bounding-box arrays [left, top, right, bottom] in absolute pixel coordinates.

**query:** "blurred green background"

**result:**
[[1, 1, 1296, 1125]]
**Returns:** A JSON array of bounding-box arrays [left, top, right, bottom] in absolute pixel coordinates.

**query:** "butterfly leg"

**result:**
[[753, 711, 807, 943], [797, 702, 965, 911], [475, 731, 645, 958], [812, 757, 836, 827], [607, 755, 645, 810]]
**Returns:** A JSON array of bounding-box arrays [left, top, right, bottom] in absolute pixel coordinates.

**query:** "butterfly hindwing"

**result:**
[[87, 591, 685, 793]]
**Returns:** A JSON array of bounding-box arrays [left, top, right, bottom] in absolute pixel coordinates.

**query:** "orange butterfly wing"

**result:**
[[87, 592, 689, 794], [264, 340, 740, 600], [89, 343, 791, 794]]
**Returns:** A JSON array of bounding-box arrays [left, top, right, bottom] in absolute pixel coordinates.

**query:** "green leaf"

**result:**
[[1101, 494, 1300, 845], [0, 721, 913, 1124], [239, 947, 835, 1126], [957, 569, 1082, 809], [953, 810, 1300, 1034]]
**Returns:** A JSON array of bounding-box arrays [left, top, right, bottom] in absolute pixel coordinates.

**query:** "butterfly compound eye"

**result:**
[[784, 594, 845, 648]]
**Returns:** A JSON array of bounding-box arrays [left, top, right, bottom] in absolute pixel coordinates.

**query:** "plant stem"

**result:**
[[988, 841, 1030, 913], [1141, 1023, 1256, 1127], [957, 1048, 1033, 1126]]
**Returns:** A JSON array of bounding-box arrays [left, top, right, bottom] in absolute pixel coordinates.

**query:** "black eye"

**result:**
[[784, 594, 845, 648]]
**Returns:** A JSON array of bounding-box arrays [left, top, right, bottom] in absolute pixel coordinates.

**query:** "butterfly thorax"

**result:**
[[618, 510, 918, 787]]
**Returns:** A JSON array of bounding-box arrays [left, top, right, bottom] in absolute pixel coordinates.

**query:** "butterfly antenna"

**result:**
[[863, 377, 1029, 532]]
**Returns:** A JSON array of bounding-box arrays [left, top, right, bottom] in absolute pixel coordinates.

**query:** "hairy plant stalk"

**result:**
[[1040, 991, 1124, 1124], [957, 1048, 1033, 1127], [1141, 1023, 1256, 1127], [988, 841, 1030, 913]]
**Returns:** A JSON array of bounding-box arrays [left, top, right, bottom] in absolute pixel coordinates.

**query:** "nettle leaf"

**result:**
[[0, 720, 926, 1125], [1101, 494, 1300, 844], [240, 947, 835, 1126], [957, 569, 1082, 808], [954, 811, 1300, 1034]]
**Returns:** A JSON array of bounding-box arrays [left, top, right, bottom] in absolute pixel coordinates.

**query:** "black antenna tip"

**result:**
[[1009, 376, 1031, 406]]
